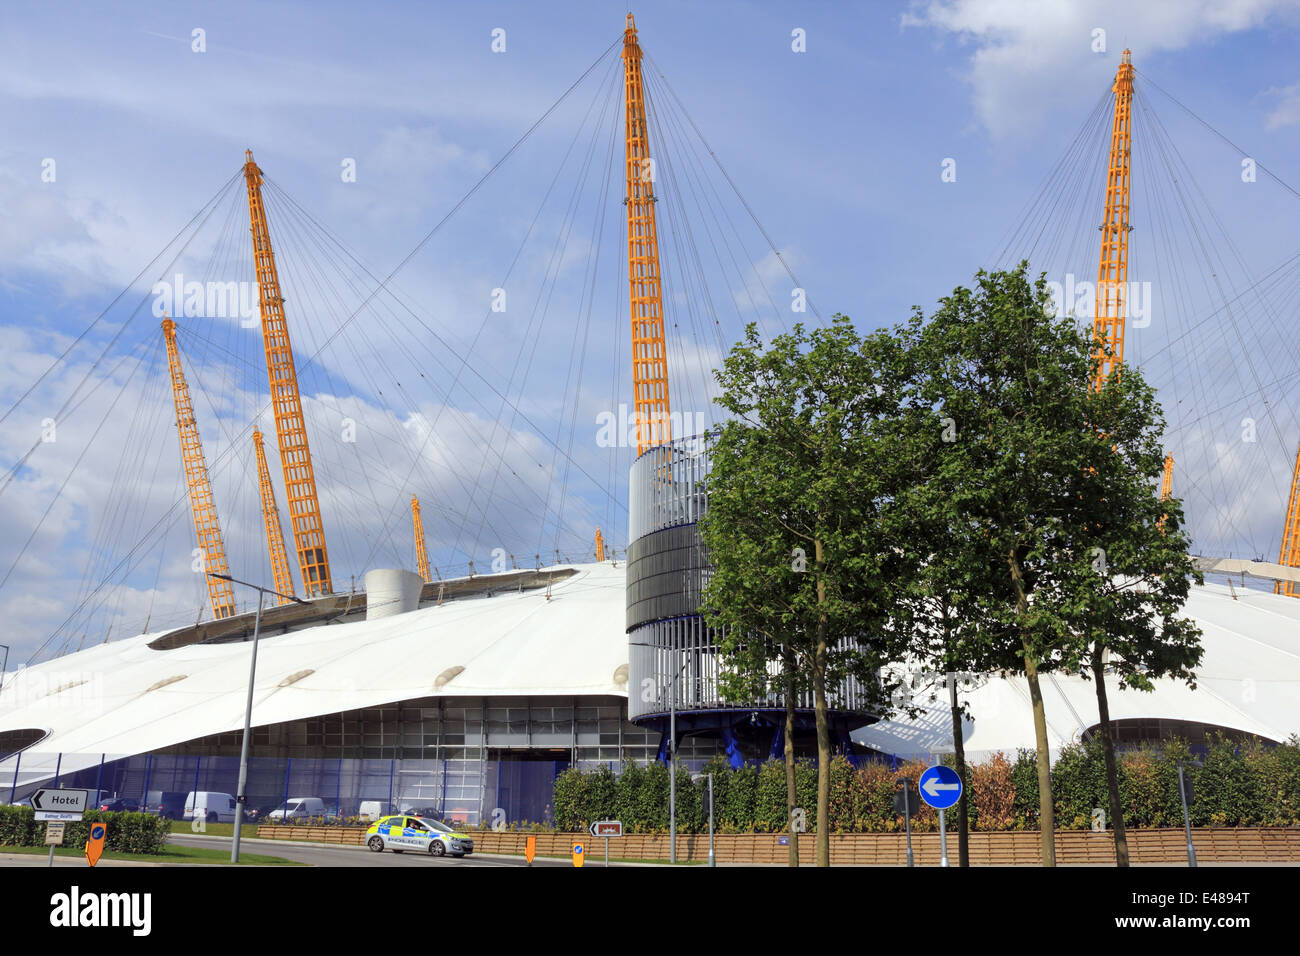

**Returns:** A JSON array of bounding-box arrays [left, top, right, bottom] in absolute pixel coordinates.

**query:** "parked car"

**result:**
[[185, 791, 237, 823], [267, 796, 326, 822], [143, 791, 187, 820], [99, 797, 139, 812]]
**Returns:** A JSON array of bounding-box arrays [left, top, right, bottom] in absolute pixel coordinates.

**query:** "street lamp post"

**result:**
[[692, 771, 716, 867], [209, 573, 304, 864]]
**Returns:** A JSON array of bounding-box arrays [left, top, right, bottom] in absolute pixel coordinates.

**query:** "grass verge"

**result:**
[[0, 843, 302, 865]]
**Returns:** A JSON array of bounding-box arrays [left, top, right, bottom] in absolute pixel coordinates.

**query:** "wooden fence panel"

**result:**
[[252, 825, 1300, 863]]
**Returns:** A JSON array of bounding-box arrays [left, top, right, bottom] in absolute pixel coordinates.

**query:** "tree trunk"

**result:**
[[948, 671, 970, 867], [784, 646, 799, 868], [813, 538, 831, 868], [1009, 547, 1055, 866], [1092, 643, 1130, 866]]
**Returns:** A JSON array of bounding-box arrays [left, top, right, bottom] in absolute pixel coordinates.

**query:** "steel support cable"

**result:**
[[1139, 90, 1290, 467], [1135, 67, 1300, 202], [648, 65, 767, 345], [547, 92, 620, 556], [0, 170, 242, 435], [1135, 93, 1275, 555], [250, 38, 625, 463], [646, 52, 822, 322], [0, 173, 244, 500], [260, 179, 598, 571], [641, 74, 718, 401], [1023, 92, 1112, 273], [256, 170, 619, 516], [457, 59, 626, 563], [1142, 94, 1300, 427], [641, 75, 718, 422], [0, 331, 157, 600], [71, 337, 172, 611], [259, 191, 412, 572], [27, 38, 620, 643], [647, 67, 775, 360], [991, 92, 1100, 266], [1144, 94, 1300, 432], [531, 72, 623, 559], [991, 89, 1112, 269]]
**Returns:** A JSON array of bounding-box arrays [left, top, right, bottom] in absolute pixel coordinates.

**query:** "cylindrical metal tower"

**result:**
[[626, 433, 875, 764]]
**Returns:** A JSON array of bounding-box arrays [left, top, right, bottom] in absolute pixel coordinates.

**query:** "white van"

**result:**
[[358, 801, 386, 822], [185, 791, 237, 823], [267, 796, 326, 822]]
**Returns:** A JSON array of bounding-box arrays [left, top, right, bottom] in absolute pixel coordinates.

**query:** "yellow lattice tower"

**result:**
[[244, 149, 333, 596], [595, 526, 606, 562], [623, 13, 672, 455], [1159, 453, 1173, 535], [1092, 50, 1134, 391], [1277, 446, 1300, 596], [412, 495, 431, 583], [253, 429, 296, 603], [162, 317, 237, 620]]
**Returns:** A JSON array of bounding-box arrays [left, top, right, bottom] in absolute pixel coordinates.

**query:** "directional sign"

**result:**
[[918, 765, 963, 810], [32, 789, 88, 814], [571, 843, 585, 868], [590, 820, 623, 838], [36, 811, 84, 822], [525, 835, 537, 865], [85, 823, 107, 867]]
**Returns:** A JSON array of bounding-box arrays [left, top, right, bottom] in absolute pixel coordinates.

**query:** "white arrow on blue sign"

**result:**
[[918, 765, 963, 810]]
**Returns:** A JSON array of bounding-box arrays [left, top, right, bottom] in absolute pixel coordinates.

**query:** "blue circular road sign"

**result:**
[[918, 765, 963, 810], [91, 824, 106, 839]]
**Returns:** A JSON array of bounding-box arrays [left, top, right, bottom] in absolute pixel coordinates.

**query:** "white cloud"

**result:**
[[1264, 81, 1300, 128], [902, 0, 1295, 138]]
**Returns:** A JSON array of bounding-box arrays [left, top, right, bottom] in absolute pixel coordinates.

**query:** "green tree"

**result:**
[[905, 263, 1183, 865], [1051, 352, 1203, 862], [701, 315, 916, 866]]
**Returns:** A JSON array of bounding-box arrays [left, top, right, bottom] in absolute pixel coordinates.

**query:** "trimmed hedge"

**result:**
[[0, 806, 171, 854], [549, 734, 1300, 833]]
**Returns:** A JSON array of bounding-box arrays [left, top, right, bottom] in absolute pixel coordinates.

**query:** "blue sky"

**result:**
[[3, 0, 1300, 662]]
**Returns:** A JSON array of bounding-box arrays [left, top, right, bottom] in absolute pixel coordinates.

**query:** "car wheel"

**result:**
[[430, 841, 446, 857], [367, 836, 384, 853]]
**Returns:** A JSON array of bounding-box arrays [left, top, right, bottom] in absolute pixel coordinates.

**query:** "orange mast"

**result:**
[[1092, 50, 1134, 390], [412, 495, 431, 583], [595, 526, 606, 562], [1277, 447, 1300, 596], [243, 149, 333, 596], [1159, 453, 1173, 535], [623, 14, 672, 455], [162, 317, 237, 620], [254, 429, 296, 603]]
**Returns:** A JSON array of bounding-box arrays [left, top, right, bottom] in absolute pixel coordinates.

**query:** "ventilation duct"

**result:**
[[365, 569, 425, 621]]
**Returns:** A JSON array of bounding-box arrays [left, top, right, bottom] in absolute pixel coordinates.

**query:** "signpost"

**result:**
[[33, 790, 86, 866], [918, 765, 963, 868], [590, 819, 623, 867], [894, 777, 919, 867], [571, 842, 585, 868]]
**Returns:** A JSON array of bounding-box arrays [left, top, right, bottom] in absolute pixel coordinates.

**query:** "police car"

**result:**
[[365, 815, 474, 858]]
